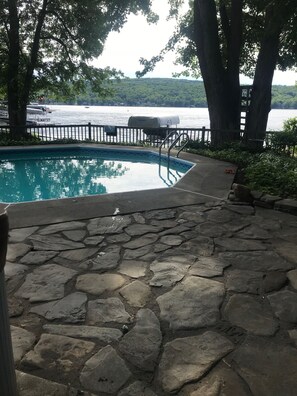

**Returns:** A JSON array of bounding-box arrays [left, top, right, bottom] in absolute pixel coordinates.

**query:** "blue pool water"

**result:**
[[0, 147, 193, 203]]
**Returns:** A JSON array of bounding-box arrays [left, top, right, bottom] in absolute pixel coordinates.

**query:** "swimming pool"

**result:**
[[0, 146, 193, 203]]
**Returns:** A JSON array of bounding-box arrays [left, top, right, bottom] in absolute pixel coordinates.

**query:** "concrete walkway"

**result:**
[[5, 200, 297, 395]]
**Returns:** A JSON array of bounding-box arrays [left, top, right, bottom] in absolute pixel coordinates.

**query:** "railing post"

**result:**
[[88, 122, 92, 141], [201, 126, 205, 144], [0, 212, 18, 396]]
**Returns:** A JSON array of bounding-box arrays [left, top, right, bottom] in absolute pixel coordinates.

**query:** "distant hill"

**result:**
[[51, 78, 297, 109]]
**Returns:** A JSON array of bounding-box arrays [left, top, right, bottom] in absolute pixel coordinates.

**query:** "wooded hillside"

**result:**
[[50, 78, 297, 109]]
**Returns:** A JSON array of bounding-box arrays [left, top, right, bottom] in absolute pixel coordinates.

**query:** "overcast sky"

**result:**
[[94, 1, 297, 86]]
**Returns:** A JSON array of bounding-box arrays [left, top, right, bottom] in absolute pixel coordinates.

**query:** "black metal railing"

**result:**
[[0, 123, 212, 147], [1, 123, 295, 155]]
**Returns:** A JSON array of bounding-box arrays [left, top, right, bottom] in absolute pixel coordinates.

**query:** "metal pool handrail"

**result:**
[[158, 130, 180, 156], [168, 132, 190, 158]]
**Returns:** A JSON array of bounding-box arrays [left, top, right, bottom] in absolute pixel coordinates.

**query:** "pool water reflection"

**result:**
[[0, 147, 193, 203]]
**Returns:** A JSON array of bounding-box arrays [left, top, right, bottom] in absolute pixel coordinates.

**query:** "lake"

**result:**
[[49, 105, 297, 131]]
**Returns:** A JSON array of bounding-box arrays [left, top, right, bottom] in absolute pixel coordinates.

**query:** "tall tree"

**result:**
[[0, 0, 156, 136], [138, 0, 297, 147]]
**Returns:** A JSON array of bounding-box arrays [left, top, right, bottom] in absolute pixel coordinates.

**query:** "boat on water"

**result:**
[[0, 102, 53, 125]]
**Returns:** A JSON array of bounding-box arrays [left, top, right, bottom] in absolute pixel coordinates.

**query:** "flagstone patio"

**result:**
[[5, 200, 297, 395]]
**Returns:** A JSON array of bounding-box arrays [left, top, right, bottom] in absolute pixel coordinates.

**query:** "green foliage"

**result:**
[[48, 78, 297, 109], [187, 144, 297, 199], [187, 144, 258, 168], [270, 117, 297, 153], [0, 1, 156, 104], [245, 153, 297, 198], [283, 117, 297, 134], [161, 1, 297, 78]]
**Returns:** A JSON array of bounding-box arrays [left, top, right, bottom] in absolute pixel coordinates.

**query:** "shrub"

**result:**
[[269, 117, 297, 155], [187, 143, 297, 199], [245, 152, 297, 198]]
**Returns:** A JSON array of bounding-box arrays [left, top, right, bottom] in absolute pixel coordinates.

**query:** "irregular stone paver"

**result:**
[[20, 250, 57, 265], [181, 236, 214, 256], [288, 329, 297, 347], [11, 326, 36, 363], [16, 370, 84, 396], [8, 296, 25, 317], [161, 252, 197, 265], [224, 294, 278, 336], [178, 364, 251, 396], [118, 260, 147, 278], [267, 290, 297, 323], [9, 227, 39, 243], [159, 235, 183, 246], [123, 245, 152, 260], [30, 292, 87, 323], [273, 241, 297, 264], [125, 223, 163, 236], [219, 251, 294, 271], [263, 271, 287, 293], [154, 243, 171, 253], [38, 221, 85, 235], [4, 262, 28, 280], [160, 224, 190, 236], [157, 276, 225, 329], [251, 216, 282, 231], [22, 334, 94, 374], [123, 233, 159, 249], [15, 264, 77, 302], [132, 213, 146, 224], [196, 222, 228, 237], [88, 297, 131, 324], [225, 204, 255, 216], [118, 381, 157, 396], [87, 215, 132, 235], [43, 324, 122, 343], [87, 245, 121, 270], [215, 237, 266, 251], [178, 211, 205, 223], [29, 234, 84, 251], [120, 280, 151, 307], [158, 331, 234, 392], [84, 235, 105, 245], [151, 219, 178, 228], [189, 257, 229, 277], [119, 309, 162, 371], [58, 247, 97, 262], [150, 259, 190, 287], [227, 336, 297, 396], [7, 243, 31, 262], [236, 224, 271, 239], [106, 233, 131, 243], [145, 208, 176, 220], [207, 209, 235, 223], [80, 345, 131, 394], [76, 274, 125, 295], [226, 269, 264, 294], [62, 229, 86, 241], [287, 269, 297, 290]]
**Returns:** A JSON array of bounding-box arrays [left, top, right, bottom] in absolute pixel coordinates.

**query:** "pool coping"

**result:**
[[0, 144, 237, 228]]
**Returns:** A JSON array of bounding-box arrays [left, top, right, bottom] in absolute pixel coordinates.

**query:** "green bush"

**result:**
[[187, 143, 297, 199], [245, 152, 297, 198], [270, 117, 297, 154]]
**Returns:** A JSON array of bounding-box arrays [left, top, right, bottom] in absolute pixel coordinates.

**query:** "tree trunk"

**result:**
[[193, 0, 241, 147], [20, 0, 48, 121], [7, 0, 23, 136], [7, 0, 48, 138], [244, 4, 287, 149]]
